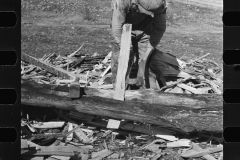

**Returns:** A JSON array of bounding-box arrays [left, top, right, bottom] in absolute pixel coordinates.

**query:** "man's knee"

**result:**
[[111, 42, 120, 61]]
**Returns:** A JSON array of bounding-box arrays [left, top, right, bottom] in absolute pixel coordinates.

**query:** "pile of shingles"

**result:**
[[21, 46, 223, 94], [21, 110, 223, 160]]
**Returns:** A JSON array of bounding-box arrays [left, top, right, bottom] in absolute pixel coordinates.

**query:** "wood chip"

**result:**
[[197, 87, 212, 94], [66, 123, 73, 142], [186, 53, 211, 65], [102, 51, 112, 64], [68, 43, 84, 58], [100, 65, 111, 78], [74, 127, 91, 143], [92, 149, 113, 160], [168, 86, 183, 93], [181, 145, 223, 158], [177, 83, 202, 94], [31, 122, 65, 129], [192, 143, 217, 160]]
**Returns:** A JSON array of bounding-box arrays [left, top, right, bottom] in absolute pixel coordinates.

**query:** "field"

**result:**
[[21, 0, 223, 68]]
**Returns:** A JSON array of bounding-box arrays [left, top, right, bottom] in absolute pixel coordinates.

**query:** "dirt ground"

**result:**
[[21, 0, 223, 68]]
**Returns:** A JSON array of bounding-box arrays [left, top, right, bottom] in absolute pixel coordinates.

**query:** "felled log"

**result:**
[[26, 81, 222, 109], [21, 81, 223, 133]]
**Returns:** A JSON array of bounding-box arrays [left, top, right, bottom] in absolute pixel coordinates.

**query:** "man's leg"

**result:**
[[138, 38, 167, 89]]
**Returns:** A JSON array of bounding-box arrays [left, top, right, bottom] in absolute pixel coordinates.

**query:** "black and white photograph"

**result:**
[[21, 0, 223, 159]]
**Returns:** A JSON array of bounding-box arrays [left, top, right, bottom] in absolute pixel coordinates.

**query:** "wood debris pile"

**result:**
[[21, 45, 111, 87], [21, 47, 223, 94], [21, 47, 223, 160], [160, 56, 223, 94], [21, 108, 223, 160]]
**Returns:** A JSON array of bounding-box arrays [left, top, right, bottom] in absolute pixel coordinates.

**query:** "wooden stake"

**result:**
[[113, 24, 132, 101]]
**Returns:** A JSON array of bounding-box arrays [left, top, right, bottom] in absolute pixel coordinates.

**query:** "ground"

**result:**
[[21, 0, 223, 68]]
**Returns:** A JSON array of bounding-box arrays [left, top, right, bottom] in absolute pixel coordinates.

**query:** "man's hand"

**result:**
[[135, 76, 144, 87]]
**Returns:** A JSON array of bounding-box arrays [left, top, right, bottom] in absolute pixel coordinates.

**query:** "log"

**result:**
[[21, 81, 223, 133]]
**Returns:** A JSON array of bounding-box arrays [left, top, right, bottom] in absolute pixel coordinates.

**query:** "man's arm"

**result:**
[[111, 0, 130, 45]]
